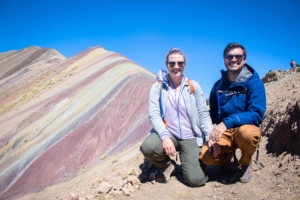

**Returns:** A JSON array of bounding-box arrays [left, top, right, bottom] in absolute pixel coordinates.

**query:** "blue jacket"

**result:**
[[209, 64, 266, 128]]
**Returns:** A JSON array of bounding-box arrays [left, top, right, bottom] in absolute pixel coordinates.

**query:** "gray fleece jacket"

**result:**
[[148, 74, 213, 147]]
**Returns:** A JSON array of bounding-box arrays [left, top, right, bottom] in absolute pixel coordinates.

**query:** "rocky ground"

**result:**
[[21, 69, 300, 200]]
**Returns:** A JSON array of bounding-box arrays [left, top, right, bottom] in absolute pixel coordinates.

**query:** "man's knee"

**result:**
[[237, 125, 261, 145]]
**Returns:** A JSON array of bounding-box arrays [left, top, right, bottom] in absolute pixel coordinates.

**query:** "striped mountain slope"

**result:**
[[0, 46, 154, 199]]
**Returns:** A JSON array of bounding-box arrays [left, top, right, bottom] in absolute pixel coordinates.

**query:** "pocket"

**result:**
[[232, 93, 247, 112]]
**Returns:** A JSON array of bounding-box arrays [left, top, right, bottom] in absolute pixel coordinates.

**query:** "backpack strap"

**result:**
[[157, 80, 167, 127], [187, 79, 194, 94]]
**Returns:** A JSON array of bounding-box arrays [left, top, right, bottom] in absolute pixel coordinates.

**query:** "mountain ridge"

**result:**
[[0, 46, 154, 199]]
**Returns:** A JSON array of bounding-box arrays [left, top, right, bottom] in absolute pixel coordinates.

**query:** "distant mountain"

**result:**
[[0, 46, 66, 80], [0, 46, 154, 199]]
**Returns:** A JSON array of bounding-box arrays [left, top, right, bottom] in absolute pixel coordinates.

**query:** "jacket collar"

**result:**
[[156, 68, 188, 89], [221, 63, 256, 84]]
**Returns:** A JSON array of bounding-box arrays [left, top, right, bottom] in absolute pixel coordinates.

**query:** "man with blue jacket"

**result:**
[[200, 42, 266, 183]]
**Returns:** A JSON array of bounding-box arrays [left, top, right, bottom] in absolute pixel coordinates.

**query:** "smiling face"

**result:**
[[166, 53, 186, 81], [224, 47, 246, 73]]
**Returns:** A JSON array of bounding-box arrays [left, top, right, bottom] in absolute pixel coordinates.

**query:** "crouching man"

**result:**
[[200, 42, 266, 183]]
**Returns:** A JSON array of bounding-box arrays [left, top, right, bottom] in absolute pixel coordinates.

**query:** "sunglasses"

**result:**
[[168, 61, 185, 67], [225, 54, 244, 60]]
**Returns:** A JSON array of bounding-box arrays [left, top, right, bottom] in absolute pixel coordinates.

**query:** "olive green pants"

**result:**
[[140, 131, 207, 187], [200, 125, 261, 167]]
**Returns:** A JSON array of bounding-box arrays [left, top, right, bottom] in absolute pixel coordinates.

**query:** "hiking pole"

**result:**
[[234, 145, 261, 166], [254, 145, 260, 164]]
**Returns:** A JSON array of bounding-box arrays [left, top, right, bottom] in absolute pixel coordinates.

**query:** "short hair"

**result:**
[[166, 47, 186, 65], [223, 42, 247, 59]]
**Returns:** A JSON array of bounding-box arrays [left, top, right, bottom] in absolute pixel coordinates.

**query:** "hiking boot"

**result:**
[[219, 154, 232, 175], [219, 166, 231, 174], [239, 164, 253, 183], [156, 162, 175, 183]]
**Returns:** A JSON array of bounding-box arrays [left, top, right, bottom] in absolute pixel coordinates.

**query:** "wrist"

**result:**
[[221, 121, 227, 129]]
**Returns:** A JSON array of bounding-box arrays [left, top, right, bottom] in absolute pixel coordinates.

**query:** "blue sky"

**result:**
[[0, 0, 299, 97]]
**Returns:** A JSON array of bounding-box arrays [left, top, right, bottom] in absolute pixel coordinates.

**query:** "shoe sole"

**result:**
[[240, 176, 254, 183]]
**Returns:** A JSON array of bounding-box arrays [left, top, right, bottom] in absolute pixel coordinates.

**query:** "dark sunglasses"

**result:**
[[225, 54, 244, 60], [168, 61, 185, 67]]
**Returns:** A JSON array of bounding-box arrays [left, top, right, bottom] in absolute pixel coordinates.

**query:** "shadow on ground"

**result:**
[[137, 158, 245, 187]]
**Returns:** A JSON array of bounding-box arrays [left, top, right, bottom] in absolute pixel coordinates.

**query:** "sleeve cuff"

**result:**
[[223, 119, 231, 129], [160, 131, 172, 141]]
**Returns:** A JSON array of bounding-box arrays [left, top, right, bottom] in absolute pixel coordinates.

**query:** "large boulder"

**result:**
[[261, 72, 300, 155], [261, 69, 290, 83]]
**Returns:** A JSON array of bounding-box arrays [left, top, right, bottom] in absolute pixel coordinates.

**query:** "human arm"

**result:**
[[209, 82, 219, 124], [209, 121, 227, 143], [148, 83, 172, 140], [223, 79, 266, 128], [193, 81, 213, 142], [148, 83, 176, 156]]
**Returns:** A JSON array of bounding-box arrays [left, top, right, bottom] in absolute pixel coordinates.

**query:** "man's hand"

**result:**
[[208, 139, 221, 158], [162, 138, 176, 156], [209, 122, 227, 143]]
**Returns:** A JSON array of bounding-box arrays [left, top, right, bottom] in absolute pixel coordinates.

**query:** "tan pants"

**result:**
[[199, 125, 261, 166]]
